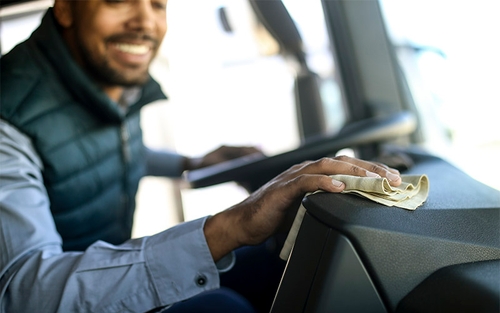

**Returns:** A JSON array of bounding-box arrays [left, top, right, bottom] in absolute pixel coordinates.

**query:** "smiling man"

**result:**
[[55, 0, 167, 100], [0, 0, 401, 312]]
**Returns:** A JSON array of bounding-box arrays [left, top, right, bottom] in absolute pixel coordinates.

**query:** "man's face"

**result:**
[[58, 0, 167, 88]]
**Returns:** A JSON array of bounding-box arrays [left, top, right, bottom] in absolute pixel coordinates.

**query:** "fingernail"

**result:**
[[332, 179, 344, 187], [366, 171, 381, 178], [387, 172, 400, 182]]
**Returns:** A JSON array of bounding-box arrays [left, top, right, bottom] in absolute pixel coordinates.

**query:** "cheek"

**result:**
[[87, 9, 124, 39], [153, 10, 167, 36], [74, 27, 110, 67], [76, 15, 105, 41], [157, 19, 167, 39], [84, 22, 118, 55]]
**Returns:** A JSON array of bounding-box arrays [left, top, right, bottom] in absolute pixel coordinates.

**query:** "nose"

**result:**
[[126, 0, 157, 33]]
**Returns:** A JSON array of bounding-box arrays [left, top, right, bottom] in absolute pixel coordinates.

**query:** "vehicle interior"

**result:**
[[1, 0, 499, 312]]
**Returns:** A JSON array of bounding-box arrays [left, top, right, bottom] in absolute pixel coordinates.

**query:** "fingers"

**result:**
[[235, 146, 263, 157], [197, 145, 263, 169], [335, 155, 401, 185], [287, 173, 346, 195], [214, 145, 264, 161], [372, 161, 400, 175], [220, 145, 262, 156], [291, 155, 402, 186]]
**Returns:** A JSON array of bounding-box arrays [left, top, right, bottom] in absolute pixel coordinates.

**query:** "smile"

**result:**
[[114, 43, 150, 55]]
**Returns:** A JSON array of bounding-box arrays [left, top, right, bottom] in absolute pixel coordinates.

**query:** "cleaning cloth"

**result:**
[[279, 174, 429, 260]]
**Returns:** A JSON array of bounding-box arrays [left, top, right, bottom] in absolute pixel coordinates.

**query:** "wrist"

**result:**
[[203, 210, 242, 262], [183, 156, 203, 171]]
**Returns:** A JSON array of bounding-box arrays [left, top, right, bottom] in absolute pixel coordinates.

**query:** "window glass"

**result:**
[[0, 2, 47, 54], [380, 0, 500, 190], [283, 0, 346, 134]]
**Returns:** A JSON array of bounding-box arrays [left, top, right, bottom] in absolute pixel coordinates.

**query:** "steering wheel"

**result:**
[[186, 111, 417, 191]]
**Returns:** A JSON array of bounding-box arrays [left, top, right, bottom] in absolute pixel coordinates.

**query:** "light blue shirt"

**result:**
[[0, 119, 225, 312]]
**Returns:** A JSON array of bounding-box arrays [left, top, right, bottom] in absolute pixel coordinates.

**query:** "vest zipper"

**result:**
[[120, 123, 131, 164], [120, 122, 131, 218]]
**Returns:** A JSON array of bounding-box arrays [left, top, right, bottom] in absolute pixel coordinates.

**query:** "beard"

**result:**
[[77, 34, 159, 87], [84, 56, 150, 87]]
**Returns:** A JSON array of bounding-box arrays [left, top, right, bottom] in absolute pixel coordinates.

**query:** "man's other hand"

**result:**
[[185, 145, 263, 171]]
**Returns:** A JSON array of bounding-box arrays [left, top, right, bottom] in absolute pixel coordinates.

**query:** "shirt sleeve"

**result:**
[[0, 120, 220, 313], [145, 147, 187, 178]]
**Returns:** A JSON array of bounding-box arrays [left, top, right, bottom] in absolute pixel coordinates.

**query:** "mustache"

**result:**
[[106, 33, 160, 47]]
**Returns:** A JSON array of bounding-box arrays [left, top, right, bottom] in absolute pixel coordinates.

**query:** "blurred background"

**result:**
[[2, 0, 499, 238]]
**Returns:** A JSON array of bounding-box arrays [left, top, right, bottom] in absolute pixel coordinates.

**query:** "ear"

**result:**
[[53, 0, 73, 28]]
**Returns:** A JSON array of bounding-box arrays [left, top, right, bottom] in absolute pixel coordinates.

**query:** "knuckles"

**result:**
[[333, 155, 350, 162], [370, 164, 382, 173], [308, 157, 333, 169]]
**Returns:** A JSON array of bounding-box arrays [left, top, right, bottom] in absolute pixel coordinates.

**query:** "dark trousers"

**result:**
[[163, 287, 255, 313], [165, 237, 286, 313]]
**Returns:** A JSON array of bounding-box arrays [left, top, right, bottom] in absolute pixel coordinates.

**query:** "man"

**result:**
[[0, 0, 402, 312]]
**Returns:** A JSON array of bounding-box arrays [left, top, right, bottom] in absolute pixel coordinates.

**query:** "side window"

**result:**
[[0, 2, 47, 54], [282, 0, 346, 135], [380, 0, 500, 191]]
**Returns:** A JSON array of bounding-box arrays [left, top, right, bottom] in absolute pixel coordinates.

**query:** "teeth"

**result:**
[[115, 43, 150, 55]]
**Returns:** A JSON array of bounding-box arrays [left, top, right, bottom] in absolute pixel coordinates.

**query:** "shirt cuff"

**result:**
[[216, 251, 236, 273], [144, 217, 219, 306]]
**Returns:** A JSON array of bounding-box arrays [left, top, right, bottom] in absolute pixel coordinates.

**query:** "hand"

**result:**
[[204, 155, 401, 261], [184, 145, 263, 171]]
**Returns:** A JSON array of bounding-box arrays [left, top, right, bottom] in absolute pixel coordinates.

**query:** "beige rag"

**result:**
[[279, 174, 429, 261]]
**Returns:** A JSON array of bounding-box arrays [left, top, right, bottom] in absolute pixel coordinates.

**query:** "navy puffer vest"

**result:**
[[0, 9, 167, 251]]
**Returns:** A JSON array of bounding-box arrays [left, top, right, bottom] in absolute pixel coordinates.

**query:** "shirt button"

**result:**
[[195, 275, 207, 287]]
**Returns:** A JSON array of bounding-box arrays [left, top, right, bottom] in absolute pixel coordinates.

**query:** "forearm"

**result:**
[[145, 147, 187, 177]]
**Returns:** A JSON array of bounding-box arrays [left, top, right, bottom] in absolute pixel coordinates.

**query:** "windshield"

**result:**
[[380, 0, 500, 191]]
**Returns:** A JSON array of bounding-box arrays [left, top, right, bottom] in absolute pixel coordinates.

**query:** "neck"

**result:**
[[102, 86, 124, 102]]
